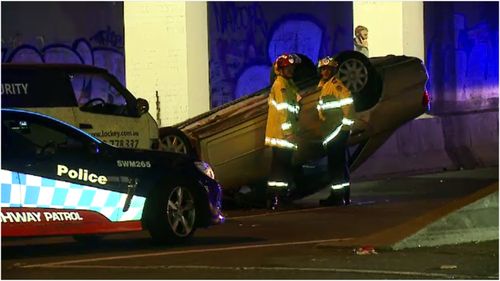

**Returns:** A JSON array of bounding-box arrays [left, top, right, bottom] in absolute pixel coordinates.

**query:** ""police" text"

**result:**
[[57, 164, 108, 185]]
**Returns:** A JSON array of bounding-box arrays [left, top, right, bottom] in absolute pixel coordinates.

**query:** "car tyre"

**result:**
[[144, 181, 198, 244], [337, 54, 369, 93], [159, 127, 196, 158], [334, 51, 383, 112]]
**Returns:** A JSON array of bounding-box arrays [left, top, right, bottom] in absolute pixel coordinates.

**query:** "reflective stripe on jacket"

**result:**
[[317, 77, 355, 146], [265, 76, 300, 150]]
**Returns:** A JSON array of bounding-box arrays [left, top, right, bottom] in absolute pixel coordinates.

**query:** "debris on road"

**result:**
[[440, 265, 458, 270], [354, 245, 378, 255]]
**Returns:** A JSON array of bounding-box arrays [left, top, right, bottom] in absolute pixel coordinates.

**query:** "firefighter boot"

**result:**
[[319, 189, 344, 206], [343, 185, 351, 205]]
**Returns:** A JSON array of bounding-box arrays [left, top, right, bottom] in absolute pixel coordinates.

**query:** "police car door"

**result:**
[[1, 121, 22, 212], [1, 111, 130, 222], [68, 72, 157, 150]]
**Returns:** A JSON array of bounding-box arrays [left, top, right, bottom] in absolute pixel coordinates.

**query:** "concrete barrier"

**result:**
[[316, 183, 498, 249], [392, 190, 498, 250], [352, 110, 498, 181]]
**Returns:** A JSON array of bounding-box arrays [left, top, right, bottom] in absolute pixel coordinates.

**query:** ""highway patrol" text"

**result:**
[[1, 211, 83, 223]]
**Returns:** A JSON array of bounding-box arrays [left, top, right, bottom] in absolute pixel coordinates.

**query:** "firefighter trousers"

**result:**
[[267, 147, 294, 193], [324, 130, 350, 202]]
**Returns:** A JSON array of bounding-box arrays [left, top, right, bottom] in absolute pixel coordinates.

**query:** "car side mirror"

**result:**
[[136, 98, 149, 116]]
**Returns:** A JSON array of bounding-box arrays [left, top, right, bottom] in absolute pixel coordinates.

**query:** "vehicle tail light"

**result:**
[[422, 91, 431, 111]]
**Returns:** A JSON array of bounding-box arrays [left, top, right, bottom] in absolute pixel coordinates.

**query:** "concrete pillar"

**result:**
[[185, 2, 210, 118], [124, 2, 209, 127], [353, 1, 424, 61]]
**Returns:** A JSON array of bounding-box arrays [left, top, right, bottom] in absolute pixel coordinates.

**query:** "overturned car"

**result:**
[[158, 51, 429, 201]]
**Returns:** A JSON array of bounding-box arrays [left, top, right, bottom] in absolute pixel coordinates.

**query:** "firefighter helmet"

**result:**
[[317, 56, 339, 70], [275, 54, 302, 69]]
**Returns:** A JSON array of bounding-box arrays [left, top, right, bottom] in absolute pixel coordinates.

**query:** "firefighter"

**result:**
[[316, 56, 355, 206], [265, 53, 302, 208]]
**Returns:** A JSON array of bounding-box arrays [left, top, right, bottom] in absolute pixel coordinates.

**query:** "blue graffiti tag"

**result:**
[[2, 37, 125, 84], [208, 2, 353, 108], [89, 26, 124, 49]]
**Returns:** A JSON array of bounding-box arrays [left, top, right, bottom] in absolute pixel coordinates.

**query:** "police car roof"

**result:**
[[1, 108, 103, 144], [1, 63, 109, 74]]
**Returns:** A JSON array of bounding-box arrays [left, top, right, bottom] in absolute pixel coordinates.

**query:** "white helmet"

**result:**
[[317, 56, 338, 70]]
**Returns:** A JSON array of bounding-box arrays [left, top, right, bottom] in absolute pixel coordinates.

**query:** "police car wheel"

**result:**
[[159, 127, 196, 157], [144, 182, 197, 243]]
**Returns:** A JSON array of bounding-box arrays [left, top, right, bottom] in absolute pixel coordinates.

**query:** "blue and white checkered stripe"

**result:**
[[1, 169, 146, 222]]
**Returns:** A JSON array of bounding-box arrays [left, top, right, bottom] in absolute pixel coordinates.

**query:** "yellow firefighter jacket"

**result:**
[[265, 75, 300, 150], [317, 76, 355, 146]]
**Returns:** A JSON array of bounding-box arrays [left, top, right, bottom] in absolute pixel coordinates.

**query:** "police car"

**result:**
[[1, 108, 224, 243]]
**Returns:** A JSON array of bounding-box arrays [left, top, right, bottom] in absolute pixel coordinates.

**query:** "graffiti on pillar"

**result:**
[[2, 31, 125, 85], [425, 2, 499, 113], [89, 26, 124, 49], [209, 2, 270, 106], [2, 2, 124, 83], [208, 2, 352, 108]]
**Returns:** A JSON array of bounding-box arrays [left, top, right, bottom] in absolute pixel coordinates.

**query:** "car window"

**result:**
[[2, 116, 85, 156], [69, 73, 129, 116], [1, 68, 78, 107]]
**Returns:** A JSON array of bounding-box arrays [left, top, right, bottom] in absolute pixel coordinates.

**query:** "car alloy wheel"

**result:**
[[338, 58, 368, 93], [161, 135, 189, 154], [166, 186, 196, 237]]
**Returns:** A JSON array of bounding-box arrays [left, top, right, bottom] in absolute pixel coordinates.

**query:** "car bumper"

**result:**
[[199, 178, 225, 226]]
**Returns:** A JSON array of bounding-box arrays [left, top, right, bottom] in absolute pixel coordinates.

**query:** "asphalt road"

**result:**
[[2, 167, 498, 279]]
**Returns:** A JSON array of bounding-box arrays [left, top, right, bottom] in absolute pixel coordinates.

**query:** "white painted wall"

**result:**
[[186, 2, 210, 118], [402, 2, 425, 61], [353, 1, 424, 61], [124, 2, 209, 127]]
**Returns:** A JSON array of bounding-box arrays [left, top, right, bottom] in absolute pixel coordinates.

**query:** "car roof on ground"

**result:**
[[1, 63, 108, 73]]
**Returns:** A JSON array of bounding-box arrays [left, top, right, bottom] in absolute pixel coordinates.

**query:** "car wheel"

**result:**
[[334, 51, 383, 112], [338, 58, 369, 93], [144, 182, 198, 244], [159, 127, 196, 157]]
